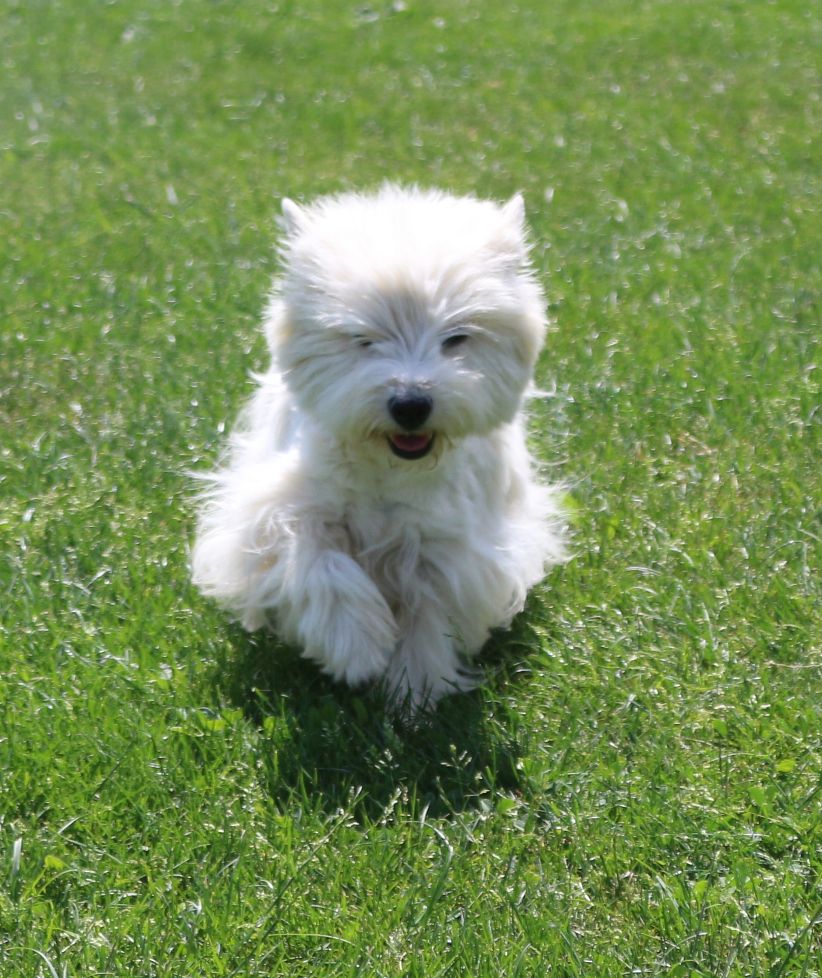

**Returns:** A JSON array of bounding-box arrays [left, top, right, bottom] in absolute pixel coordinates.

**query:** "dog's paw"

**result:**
[[385, 654, 479, 718], [313, 603, 395, 686], [297, 551, 398, 686], [383, 609, 480, 716]]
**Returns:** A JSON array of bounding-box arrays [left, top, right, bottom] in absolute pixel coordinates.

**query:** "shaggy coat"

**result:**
[[192, 186, 565, 710]]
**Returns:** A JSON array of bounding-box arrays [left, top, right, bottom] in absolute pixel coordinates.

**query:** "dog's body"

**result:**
[[192, 186, 565, 710]]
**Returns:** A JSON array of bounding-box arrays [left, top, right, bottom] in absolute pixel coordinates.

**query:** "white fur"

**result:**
[[192, 185, 566, 712]]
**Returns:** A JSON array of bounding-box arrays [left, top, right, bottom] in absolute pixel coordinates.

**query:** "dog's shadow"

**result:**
[[211, 617, 541, 821]]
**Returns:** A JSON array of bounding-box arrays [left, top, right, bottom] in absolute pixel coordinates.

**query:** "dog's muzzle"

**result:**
[[388, 393, 433, 431], [387, 392, 434, 459], [388, 432, 435, 460]]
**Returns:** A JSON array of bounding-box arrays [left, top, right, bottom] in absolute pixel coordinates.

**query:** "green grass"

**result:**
[[1, 0, 820, 974]]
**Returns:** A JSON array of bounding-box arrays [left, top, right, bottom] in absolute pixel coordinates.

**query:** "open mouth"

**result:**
[[388, 432, 435, 460]]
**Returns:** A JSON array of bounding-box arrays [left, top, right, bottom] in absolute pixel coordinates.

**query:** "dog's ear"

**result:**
[[496, 192, 529, 263], [280, 197, 306, 235], [501, 192, 526, 230]]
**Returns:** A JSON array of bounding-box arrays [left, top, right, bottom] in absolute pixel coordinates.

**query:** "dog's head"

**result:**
[[265, 185, 546, 465]]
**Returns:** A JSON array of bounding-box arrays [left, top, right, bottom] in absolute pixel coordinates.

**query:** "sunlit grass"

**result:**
[[1, 0, 819, 975]]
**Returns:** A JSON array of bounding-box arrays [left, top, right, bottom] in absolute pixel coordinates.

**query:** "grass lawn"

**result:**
[[1, 0, 820, 974]]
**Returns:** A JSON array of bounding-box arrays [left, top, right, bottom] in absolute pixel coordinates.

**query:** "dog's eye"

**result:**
[[441, 333, 469, 351], [354, 336, 373, 349]]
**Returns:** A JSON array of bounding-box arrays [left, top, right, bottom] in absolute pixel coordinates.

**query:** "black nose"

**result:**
[[388, 393, 433, 431]]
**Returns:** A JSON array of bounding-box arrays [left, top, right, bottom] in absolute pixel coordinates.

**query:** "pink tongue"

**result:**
[[391, 433, 430, 451]]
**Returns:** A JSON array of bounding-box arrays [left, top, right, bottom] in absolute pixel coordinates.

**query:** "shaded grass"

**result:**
[[1, 0, 820, 975]]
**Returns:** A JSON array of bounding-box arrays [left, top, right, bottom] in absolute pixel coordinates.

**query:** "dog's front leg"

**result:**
[[280, 532, 398, 687], [386, 597, 477, 714]]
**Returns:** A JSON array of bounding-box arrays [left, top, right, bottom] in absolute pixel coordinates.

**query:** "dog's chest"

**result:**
[[344, 498, 428, 557], [341, 499, 444, 608]]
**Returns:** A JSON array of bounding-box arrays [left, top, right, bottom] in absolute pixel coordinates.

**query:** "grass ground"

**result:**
[[1, 0, 820, 975]]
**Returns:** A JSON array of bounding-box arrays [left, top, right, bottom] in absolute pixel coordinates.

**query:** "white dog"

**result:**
[[191, 185, 566, 712]]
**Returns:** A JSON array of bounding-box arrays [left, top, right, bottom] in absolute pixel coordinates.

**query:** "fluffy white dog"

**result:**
[[192, 185, 566, 712]]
